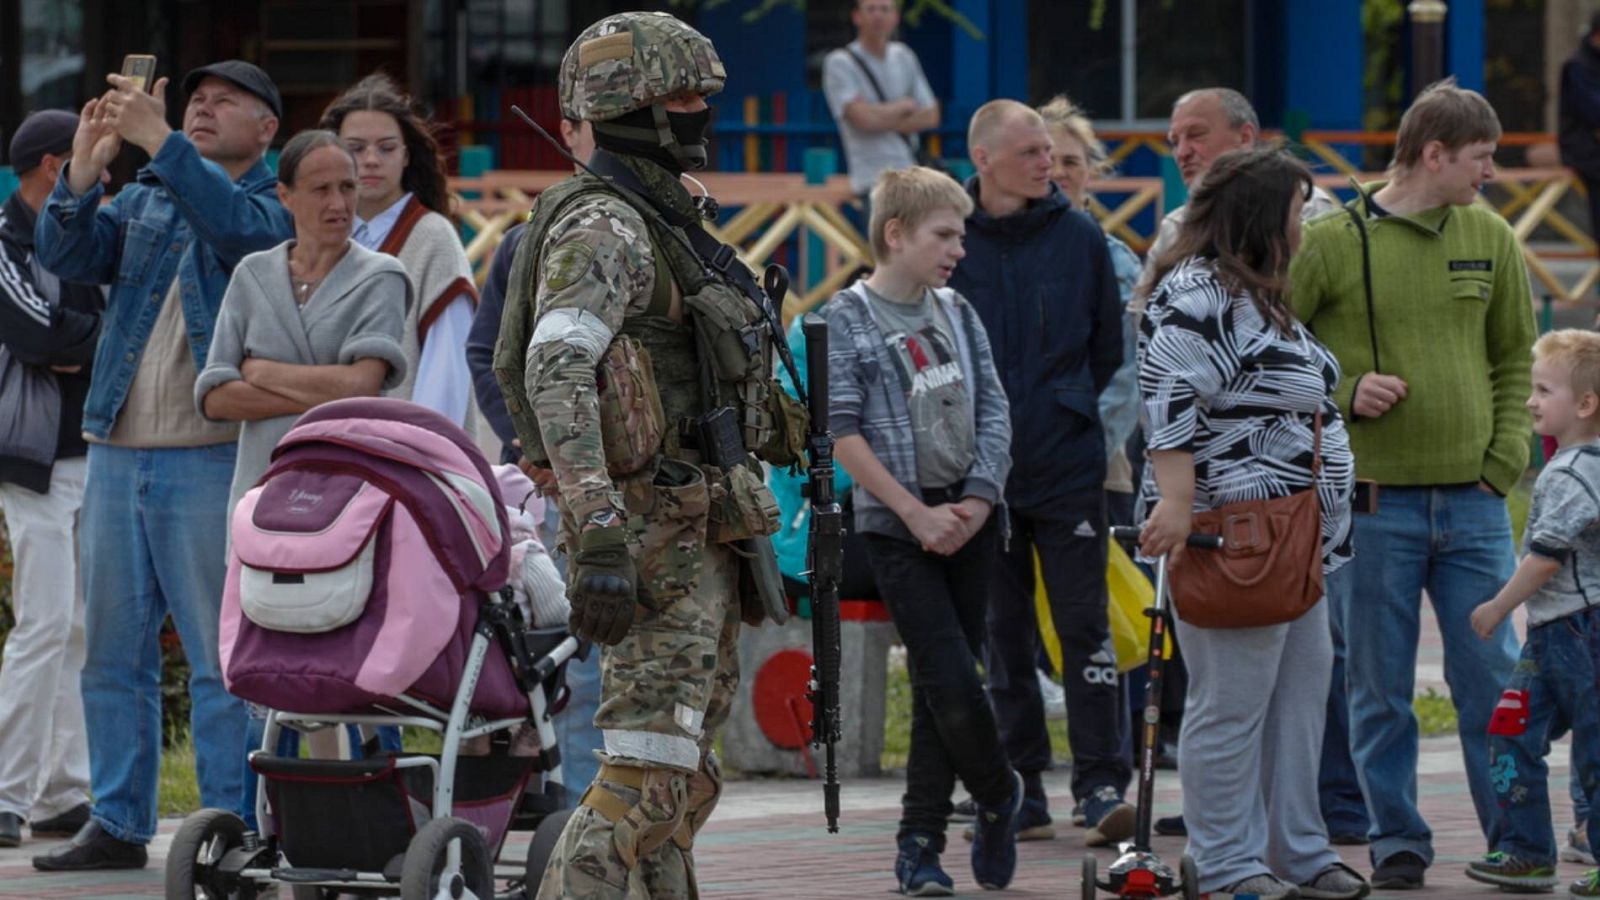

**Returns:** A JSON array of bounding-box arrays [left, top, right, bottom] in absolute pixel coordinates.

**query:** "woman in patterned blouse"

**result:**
[[1136, 147, 1368, 900]]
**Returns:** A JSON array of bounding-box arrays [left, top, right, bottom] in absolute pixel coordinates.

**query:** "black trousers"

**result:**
[[865, 501, 1011, 850], [987, 491, 1131, 801]]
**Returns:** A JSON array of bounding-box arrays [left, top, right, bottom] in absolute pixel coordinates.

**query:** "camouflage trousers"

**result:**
[[537, 540, 740, 899]]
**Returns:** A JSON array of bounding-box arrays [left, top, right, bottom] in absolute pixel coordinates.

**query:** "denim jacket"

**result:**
[[34, 133, 293, 439]]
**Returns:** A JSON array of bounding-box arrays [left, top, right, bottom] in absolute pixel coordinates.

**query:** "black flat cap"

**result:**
[[182, 60, 282, 119], [9, 110, 79, 173]]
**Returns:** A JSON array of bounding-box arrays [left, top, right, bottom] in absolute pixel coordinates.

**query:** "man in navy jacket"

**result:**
[[947, 99, 1129, 846]]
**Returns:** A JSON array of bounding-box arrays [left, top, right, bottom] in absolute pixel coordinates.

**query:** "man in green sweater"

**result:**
[[1290, 79, 1533, 891]]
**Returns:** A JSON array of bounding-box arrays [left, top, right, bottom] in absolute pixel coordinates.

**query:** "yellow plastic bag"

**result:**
[[1035, 541, 1167, 674]]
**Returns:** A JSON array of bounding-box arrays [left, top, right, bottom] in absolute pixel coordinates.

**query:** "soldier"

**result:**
[[493, 11, 802, 899]]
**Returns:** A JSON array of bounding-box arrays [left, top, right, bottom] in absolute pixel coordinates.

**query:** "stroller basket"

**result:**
[[253, 750, 534, 872]]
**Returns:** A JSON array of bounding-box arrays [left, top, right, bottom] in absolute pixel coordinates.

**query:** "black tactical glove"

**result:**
[[568, 524, 637, 645]]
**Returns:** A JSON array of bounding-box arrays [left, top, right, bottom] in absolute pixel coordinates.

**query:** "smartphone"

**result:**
[[120, 54, 157, 93]]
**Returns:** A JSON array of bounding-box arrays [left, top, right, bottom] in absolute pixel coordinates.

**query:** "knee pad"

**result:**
[[673, 751, 724, 850], [580, 763, 690, 870]]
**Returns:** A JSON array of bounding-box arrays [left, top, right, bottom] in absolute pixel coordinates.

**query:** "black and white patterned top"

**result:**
[[1138, 257, 1355, 573]]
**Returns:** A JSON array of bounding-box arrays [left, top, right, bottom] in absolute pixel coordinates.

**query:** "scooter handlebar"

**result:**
[[1108, 526, 1225, 550]]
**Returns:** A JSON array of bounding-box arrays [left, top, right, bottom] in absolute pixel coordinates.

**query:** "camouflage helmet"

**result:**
[[560, 12, 725, 122], [560, 11, 724, 169]]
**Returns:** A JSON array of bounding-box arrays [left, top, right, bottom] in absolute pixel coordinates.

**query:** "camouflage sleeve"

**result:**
[[525, 194, 656, 523]]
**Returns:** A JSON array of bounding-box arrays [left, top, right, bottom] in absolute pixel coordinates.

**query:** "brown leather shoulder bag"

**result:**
[[1171, 412, 1325, 629]]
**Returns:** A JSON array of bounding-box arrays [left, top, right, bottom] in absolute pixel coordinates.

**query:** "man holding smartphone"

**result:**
[[30, 59, 291, 872]]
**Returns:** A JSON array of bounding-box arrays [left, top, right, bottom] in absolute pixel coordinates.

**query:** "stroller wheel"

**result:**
[[523, 807, 573, 897], [1180, 854, 1199, 900], [164, 808, 249, 900], [1081, 854, 1098, 899], [400, 816, 493, 900]]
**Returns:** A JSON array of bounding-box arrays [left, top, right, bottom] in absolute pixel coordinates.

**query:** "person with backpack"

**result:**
[[496, 13, 803, 897]]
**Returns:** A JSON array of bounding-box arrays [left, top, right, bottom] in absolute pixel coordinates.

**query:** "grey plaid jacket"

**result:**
[[822, 282, 1012, 543]]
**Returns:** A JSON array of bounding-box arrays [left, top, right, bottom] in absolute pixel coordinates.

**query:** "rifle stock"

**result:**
[[800, 312, 843, 833]]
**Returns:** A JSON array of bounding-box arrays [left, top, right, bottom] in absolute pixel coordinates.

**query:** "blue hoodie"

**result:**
[[947, 178, 1123, 509]]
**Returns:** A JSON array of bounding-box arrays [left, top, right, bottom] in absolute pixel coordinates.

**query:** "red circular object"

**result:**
[[752, 648, 815, 749]]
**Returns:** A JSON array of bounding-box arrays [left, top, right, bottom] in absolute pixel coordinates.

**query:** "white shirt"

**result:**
[[822, 40, 937, 194], [354, 193, 474, 425]]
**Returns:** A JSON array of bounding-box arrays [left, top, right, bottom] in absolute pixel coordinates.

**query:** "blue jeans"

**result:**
[[79, 443, 250, 843], [1319, 563, 1371, 836], [1487, 606, 1600, 865], [1345, 485, 1519, 866]]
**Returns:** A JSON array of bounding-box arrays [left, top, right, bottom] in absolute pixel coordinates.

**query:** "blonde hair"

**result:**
[[1534, 329, 1600, 401], [868, 166, 973, 261], [1392, 77, 1502, 172], [1038, 95, 1109, 176]]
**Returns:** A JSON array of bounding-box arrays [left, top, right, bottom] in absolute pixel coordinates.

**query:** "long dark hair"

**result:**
[[319, 73, 450, 215], [1142, 146, 1313, 334]]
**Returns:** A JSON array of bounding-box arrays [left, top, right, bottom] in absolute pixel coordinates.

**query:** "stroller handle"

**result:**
[[1108, 525, 1225, 550]]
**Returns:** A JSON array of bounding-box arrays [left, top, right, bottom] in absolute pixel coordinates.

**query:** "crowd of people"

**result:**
[[1, 3, 1600, 900]]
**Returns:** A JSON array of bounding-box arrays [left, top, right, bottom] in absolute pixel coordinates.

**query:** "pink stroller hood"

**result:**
[[221, 398, 527, 716]]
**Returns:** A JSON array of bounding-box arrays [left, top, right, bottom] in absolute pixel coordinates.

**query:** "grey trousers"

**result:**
[[1175, 594, 1342, 892]]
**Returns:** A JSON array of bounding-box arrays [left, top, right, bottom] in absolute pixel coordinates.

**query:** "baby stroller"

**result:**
[[165, 397, 582, 900]]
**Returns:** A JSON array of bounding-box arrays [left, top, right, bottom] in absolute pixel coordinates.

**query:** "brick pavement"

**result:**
[[0, 609, 1576, 898]]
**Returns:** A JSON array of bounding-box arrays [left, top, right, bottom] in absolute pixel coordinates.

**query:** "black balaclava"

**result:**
[[593, 104, 713, 173]]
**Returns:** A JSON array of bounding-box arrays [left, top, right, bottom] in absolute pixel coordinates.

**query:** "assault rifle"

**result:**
[[801, 312, 843, 833]]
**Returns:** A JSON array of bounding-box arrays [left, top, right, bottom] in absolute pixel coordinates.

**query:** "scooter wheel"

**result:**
[[1081, 854, 1098, 899], [1180, 854, 1199, 900]]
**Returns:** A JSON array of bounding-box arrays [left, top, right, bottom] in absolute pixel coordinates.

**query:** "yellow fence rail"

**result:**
[[451, 155, 1598, 320]]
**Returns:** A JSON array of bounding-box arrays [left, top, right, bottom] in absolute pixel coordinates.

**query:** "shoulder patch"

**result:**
[[543, 243, 596, 292]]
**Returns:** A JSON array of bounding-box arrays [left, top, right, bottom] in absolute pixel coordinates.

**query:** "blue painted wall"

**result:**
[[1281, 0, 1365, 130], [1446, 1, 1486, 91]]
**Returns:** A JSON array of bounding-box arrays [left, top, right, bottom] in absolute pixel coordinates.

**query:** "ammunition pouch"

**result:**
[[597, 335, 666, 477], [705, 463, 780, 545], [760, 379, 810, 470], [681, 282, 775, 455]]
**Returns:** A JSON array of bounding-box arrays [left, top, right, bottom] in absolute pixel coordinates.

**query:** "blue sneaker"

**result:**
[[1082, 785, 1136, 848], [971, 770, 1023, 890], [895, 832, 954, 896]]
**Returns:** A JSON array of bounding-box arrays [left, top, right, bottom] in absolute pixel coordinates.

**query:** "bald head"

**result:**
[[967, 99, 1040, 151], [967, 99, 1054, 215]]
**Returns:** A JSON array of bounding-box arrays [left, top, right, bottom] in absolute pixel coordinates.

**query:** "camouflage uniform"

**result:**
[[494, 12, 787, 899]]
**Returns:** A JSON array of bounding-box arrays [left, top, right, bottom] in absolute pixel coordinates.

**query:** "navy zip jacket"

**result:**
[[947, 178, 1122, 509]]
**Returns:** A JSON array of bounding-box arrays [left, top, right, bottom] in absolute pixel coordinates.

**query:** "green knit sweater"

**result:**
[[1288, 182, 1534, 495]]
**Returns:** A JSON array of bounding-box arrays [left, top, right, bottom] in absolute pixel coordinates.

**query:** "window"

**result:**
[[1029, 0, 1247, 124], [21, 0, 84, 112]]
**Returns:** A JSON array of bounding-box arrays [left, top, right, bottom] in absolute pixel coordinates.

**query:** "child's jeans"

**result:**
[[1488, 604, 1600, 864]]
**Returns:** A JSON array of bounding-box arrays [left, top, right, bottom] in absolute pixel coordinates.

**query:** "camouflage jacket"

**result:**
[[516, 186, 661, 525]]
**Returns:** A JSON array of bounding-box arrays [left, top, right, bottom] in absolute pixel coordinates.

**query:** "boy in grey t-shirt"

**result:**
[[1466, 330, 1600, 895]]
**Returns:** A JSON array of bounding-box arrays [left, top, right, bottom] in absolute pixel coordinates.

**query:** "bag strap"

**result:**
[[844, 47, 920, 158], [1311, 410, 1323, 477], [1342, 204, 1382, 374]]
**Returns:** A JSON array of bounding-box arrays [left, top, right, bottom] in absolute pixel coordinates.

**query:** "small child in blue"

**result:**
[[1465, 329, 1600, 896]]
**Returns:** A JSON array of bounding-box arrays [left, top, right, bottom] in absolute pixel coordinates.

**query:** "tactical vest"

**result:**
[[492, 172, 802, 489]]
